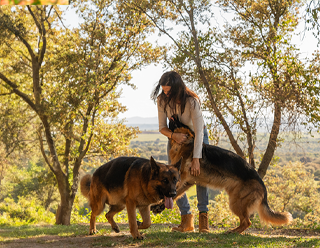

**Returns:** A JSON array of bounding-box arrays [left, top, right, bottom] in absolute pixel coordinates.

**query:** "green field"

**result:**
[[133, 131, 320, 166], [133, 131, 167, 142]]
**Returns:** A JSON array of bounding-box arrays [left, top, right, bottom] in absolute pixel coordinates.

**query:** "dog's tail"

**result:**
[[258, 192, 292, 226], [80, 174, 92, 198]]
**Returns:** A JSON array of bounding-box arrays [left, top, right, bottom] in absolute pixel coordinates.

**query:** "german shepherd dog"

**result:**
[[80, 156, 181, 239], [167, 114, 292, 233]]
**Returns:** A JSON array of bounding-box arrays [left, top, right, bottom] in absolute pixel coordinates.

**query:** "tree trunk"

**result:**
[[198, 69, 246, 159], [55, 180, 75, 225], [258, 101, 281, 179]]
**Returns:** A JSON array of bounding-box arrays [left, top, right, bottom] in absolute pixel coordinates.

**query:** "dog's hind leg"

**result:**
[[228, 213, 251, 234], [105, 205, 125, 233], [227, 192, 256, 234], [137, 206, 151, 229], [89, 213, 98, 235], [89, 198, 106, 235]]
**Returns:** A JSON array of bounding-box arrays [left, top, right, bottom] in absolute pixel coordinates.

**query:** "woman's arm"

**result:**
[[189, 98, 204, 177], [160, 127, 188, 143], [158, 97, 188, 143], [160, 127, 173, 139], [190, 98, 204, 158], [190, 158, 200, 177]]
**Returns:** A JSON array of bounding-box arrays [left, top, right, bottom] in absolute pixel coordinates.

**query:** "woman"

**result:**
[[151, 71, 210, 233]]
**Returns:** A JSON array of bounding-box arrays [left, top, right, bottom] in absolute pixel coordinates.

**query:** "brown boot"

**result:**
[[171, 214, 194, 232], [199, 212, 210, 233]]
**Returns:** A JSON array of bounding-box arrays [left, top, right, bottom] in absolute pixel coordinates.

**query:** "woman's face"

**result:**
[[161, 86, 171, 97]]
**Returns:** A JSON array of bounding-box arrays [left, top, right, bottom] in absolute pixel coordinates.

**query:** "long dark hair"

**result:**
[[151, 71, 200, 115]]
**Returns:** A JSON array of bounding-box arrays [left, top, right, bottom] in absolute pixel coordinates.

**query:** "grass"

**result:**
[[0, 224, 88, 241], [0, 223, 320, 247]]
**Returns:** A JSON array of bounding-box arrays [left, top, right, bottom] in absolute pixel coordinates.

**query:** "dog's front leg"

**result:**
[[174, 182, 195, 200], [150, 200, 165, 214], [126, 199, 143, 240], [137, 206, 151, 229]]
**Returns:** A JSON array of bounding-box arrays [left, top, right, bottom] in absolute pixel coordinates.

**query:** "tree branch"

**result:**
[[0, 72, 38, 113], [37, 126, 54, 173]]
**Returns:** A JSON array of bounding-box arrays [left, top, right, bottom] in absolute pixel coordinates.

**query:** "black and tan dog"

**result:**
[[80, 156, 181, 239], [167, 114, 292, 233]]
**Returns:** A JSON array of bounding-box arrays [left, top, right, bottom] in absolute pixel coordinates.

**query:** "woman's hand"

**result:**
[[190, 158, 200, 177], [172, 132, 188, 144]]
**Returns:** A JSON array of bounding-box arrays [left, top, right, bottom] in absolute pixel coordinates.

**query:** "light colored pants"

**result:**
[[167, 126, 209, 215]]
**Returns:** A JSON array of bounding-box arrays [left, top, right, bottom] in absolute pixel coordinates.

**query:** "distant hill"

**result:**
[[125, 116, 159, 131], [126, 116, 158, 124]]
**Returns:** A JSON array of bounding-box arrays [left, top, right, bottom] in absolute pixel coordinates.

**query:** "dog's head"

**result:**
[[168, 114, 195, 143], [150, 156, 181, 199], [167, 115, 195, 169], [169, 114, 190, 132]]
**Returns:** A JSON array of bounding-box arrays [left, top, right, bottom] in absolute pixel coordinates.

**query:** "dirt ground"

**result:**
[[1, 224, 320, 248]]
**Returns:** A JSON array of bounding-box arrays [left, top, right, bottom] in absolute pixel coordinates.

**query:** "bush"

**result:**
[[0, 197, 55, 226], [264, 162, 320, 228]]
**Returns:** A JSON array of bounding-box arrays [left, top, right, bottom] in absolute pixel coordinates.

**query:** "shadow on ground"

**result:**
[[0, 223, 320, 248]]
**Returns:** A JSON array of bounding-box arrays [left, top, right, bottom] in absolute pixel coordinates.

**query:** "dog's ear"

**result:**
[[169, 114, 180, 132], [150, 156, 160, 177], [168, 118, 176, 132], [173, 157, 182, 172]]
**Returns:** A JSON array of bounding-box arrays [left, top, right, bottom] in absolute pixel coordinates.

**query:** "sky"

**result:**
[[61, 5, 319, 121], [117, 64, 165, 120], [117, 27, 319, 121]]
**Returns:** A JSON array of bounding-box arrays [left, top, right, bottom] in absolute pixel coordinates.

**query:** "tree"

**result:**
[[2, 158, 59, 211], [0, 2, 161, 224], [218, 0, 320, 177], [305, 0, 320, 43], [0, 90, 37, 186], [126, 0, 320, 178]]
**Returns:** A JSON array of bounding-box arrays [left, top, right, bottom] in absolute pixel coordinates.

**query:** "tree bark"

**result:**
[[258, 100, 281, 178], [55, 171, 74, 225]]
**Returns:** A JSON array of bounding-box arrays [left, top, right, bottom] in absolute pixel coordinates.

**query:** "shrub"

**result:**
[[264, 162, 320, 228], [0, 196, 55, 226]]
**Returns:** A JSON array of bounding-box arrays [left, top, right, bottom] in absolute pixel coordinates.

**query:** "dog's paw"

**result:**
[[137, 235, 144, 240], [225, 229, 240, 235], [151, 202, 165, 214], [112, 225, 120, 233], [89, 230, 98, 235], [133, 233, 144, 240]]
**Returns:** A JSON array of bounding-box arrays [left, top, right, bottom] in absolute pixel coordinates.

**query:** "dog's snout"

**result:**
[[168, 191, 176, 197]]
